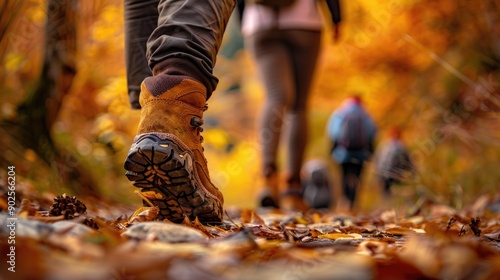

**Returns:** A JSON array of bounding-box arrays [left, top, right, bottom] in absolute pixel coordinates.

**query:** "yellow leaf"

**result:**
[[295, 217, 309, 225], [313, 213, 321, 224]]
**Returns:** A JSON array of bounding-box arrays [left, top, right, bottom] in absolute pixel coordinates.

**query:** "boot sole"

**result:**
[[124, 133, 222, 223]]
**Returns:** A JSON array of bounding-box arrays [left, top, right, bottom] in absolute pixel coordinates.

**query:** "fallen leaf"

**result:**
[[483, 230, 500, 241], [357, 240, 389, 256], [182, 216, 215, 238], [318, 233, 363, 240], [125, 206, 159, 226], [384, 227, 415, 236], [18, 198, 39, 217], [241, 209, 266, 225], [245, 224, 285, 240]]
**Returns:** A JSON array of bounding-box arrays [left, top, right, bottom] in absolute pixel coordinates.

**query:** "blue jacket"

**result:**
[[327, 100, 377, 164]]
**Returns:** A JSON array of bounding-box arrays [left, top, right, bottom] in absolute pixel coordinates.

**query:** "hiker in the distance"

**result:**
[[327, 95, 377, 210], [239, 0, 341, 211], [375, 127, 414, 197]]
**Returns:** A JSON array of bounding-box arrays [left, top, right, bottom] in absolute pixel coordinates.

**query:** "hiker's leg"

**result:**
[[383, 177, 392, 196], [124, 0, 158, 109], [245, 30, 291, 206], [246, 31, 290, 176], [341, 163, 352, 206], [284, 29, 321, 186], [147, 0, 236, 98], [124, 0, 236, 223], [350, 162, 364, 209]]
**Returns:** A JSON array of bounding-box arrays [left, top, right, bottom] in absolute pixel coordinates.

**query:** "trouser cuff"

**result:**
[[152, 58, 214, 99]]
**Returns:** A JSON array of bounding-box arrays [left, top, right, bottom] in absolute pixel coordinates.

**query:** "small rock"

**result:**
[[0, 214, 54, 238], [487, 198, 500, 213], [52, 220, 97, 237], [122, 222, 206, 243]]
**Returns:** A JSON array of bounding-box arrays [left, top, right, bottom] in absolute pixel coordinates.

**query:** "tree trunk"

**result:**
[[2, 0, 98, 196]]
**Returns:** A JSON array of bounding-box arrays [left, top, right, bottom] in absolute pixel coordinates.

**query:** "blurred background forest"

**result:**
[[1, 0, 499, 212]]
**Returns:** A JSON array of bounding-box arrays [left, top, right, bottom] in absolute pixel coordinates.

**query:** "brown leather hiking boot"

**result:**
[[280, 177, 309, 212], [259, 173, 280, 208], [124, 75, 223, 224], [258, 164, 280, 208]]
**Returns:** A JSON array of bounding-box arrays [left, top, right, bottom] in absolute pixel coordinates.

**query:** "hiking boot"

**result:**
[[258, 173, 280, 208], [280, 178, 309, 212], [281, 191, 309, 212], [124, 75, 223, 223]]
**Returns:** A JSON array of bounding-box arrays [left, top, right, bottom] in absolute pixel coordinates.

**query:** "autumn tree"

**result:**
[[0, 0, 97, 195]]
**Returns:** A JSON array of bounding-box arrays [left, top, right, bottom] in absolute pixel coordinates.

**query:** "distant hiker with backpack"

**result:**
[[327, 96, 377, 210], [375, 127, 414, 197], [239, 0, 342, 211]]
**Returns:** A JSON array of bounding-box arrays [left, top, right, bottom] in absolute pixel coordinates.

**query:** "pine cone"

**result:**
[[82, 217, 99, 230], [49, 193, 87, 219]]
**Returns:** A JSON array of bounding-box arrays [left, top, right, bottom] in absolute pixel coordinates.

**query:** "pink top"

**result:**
[[241, 0, 325, 36]]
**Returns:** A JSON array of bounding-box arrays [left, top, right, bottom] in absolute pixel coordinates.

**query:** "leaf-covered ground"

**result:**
[[1, 176, 499, 280]]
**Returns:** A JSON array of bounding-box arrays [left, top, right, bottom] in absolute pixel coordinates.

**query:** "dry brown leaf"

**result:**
[[484, 223, 500, 232], [210, 225, 230, 235], [379, 236, 397, 244], [284, 226, 310, 242], [18, 198, 39, 217], [384, 227, 415, 236], [241, 209, 266, 225], [440, 244, 479, 279], [245, 224, 284, 240], [310, 229, 322, 238], [483, 230, 500, 240], [397, 235, 441, 277], [375, 257, 426, 279], [0, 198, 8, 211], [318, 233, 363, 240], [430, 204, 457, 217], [357, 240, 389, 256], [340, 225, 374, 234], [380, 209, 397, 223], [181, 216, 215, 238], [125, 206, 159, 226], [94, 216, 128, 243]]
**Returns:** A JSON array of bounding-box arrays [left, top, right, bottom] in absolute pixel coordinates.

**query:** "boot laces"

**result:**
[[190, 104, 208, 150]]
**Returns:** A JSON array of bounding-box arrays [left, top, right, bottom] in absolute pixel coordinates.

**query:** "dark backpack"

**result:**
[[338, 111, 369, 150], [252, 0, 296, 8]]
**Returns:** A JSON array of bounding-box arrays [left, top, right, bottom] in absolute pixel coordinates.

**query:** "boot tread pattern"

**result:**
[[124, 134, 222, 223]]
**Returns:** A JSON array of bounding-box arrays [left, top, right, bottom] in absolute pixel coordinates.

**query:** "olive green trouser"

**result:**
[[124, 0, 236, 109]]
